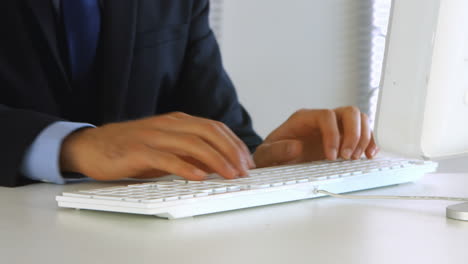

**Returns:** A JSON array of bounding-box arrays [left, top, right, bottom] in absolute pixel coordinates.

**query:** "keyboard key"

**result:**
[[248, 183, 270, 189], [163, 196, 179, 202], [270, 182, 285, 187], [194, 192, 210, 197], [179, 194, 194, 199], [141, 197, 164, 203], [227, 186, 242, 191], [284, 180, 297, 185], [295, 178, 309, 183], [63, 193, 93, 198], [92, 195, 124, 201], [212, 187, 228, 193]]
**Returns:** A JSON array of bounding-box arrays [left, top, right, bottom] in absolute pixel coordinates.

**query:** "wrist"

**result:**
[[59, 127, 93, 174]]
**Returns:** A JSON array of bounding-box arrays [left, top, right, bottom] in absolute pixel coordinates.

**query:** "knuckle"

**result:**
[[320, 108, 335, 116], [318, 109, 336, 120], [346, 106, 361, 115], [214, 121, 228, 130], [183, 134, 203, 146], [204, 122, 220, 132], [205, 122, 223, 133], [293, 108, 309, 118], [169, 111, 189, 118]]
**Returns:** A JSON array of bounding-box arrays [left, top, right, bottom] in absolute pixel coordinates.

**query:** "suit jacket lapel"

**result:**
[[26, 0, 71, 91], [97, 0, 138, 123]]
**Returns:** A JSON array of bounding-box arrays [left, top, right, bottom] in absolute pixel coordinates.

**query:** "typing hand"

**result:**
[[253, 107, 379, 168], [59, 112, 255, 181]]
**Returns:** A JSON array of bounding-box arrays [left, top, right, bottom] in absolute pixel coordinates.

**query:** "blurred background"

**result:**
[[209, 0, 467, 172]]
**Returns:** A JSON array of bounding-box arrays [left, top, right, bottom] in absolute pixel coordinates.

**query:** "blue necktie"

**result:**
[[62, 0, 101, 82]]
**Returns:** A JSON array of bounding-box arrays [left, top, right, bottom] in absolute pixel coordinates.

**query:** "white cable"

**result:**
[[315, 190, 468, 202]]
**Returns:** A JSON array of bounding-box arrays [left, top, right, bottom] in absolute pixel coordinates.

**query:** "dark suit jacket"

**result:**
[[0, 0, 262, 187]]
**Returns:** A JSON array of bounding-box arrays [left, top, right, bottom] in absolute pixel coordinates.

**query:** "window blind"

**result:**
[[208, 0, 391, 135], [209, 0, 225, 44], [367, 0, 392, 126]]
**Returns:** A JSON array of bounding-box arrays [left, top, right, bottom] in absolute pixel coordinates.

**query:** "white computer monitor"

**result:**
[[375, 0, 468, 160]]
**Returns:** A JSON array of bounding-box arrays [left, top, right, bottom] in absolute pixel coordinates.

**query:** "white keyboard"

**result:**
[[56, 158, 438, 219]]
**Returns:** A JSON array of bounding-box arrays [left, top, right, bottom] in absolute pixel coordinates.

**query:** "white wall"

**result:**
[[215, 1, 468, 173], [219, 0, 372, 138]]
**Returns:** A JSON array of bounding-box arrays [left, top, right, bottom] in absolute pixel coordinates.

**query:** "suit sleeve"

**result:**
[[0, 104, 63, 187], [169, 0, 263, 152]]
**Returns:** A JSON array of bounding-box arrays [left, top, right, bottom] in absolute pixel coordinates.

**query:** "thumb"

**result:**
[[253, 139, 303, 168]]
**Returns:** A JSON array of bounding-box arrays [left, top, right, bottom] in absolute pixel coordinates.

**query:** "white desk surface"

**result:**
[[2, 173, 468, 264]]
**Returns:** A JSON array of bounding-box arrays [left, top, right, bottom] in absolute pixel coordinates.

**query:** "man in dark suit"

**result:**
[[0, 0, 378, 187]]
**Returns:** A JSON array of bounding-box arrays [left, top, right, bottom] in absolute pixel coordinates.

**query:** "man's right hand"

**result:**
[[59, 112, 255, 181]]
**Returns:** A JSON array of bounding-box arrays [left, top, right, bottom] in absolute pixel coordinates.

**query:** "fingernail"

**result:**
[[228, 165, 239, 179], [194, 169, 207, 179], [239, 159, 250, 177], [370, 147, 379, 158], [249, 159, 257, 169], [239, 170, 249, 178], [248, 156, 256, 169], [342, 148, 353, 160], [352, 147, 362, 160], [329, 149, 338, 160], [242, 158, 250, 171]]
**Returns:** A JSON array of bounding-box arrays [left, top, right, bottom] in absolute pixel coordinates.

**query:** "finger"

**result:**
[[365, 133, 379, 159], [179, 156, 214, 173], [138, 148, 208, 181], [146, 130, 240, 179], [262, 109, 340, 161], [215, 122, 256, 169], [351, 113, 371, 160], [315, 110, 341, 160], [133, 170, 168, 179], [151, 115, 251, 175], [188, 116, 255, 169], [334, 107, 361, 160], [253, 139, 303, 168]]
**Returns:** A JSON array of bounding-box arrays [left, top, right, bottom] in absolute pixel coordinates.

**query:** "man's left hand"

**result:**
[[253, 107, 379, 168]]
